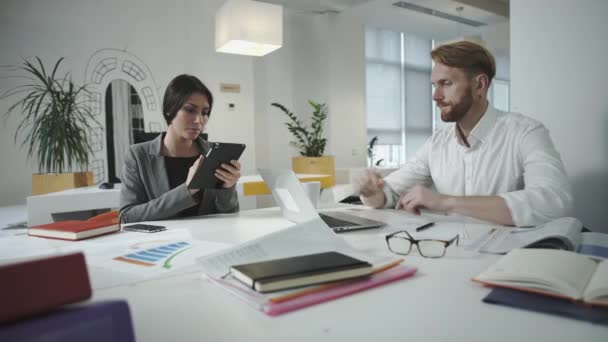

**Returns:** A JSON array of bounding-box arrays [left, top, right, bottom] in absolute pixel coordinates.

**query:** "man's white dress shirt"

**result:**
[[382, 106, 573, 227]]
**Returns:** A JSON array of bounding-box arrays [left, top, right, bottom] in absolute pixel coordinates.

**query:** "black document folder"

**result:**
[[483, 287, 608, 325]]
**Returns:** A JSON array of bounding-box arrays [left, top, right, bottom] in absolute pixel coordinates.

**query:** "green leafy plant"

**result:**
[[368, 136, 383, 167], [271, 100, 328, 157], [1, 57, 97, 173]]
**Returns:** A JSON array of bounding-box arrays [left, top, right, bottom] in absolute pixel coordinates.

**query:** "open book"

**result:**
[[478, 217, 608, 258], [473, 248, 608, 307]]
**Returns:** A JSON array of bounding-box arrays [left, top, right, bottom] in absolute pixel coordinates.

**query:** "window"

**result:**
[[365, 27, 433, 167], [489, 79, 510, 112], [366, 28, 511, 167], [488, 54, 510, 112]]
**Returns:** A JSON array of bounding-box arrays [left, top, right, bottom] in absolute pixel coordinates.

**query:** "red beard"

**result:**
[[438, 88, 474, 122]]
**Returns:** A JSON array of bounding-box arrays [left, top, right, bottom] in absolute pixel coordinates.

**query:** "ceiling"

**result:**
[[259, 0, 509, 49], [258, 0, 371, 13], [260, 0, 508, 18]]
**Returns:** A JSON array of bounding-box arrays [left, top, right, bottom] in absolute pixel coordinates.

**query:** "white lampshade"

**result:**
[[215, 0, 283, 57]]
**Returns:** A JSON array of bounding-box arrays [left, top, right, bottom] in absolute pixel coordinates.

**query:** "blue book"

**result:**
[[0, 300, 135, 342], [483, 287, 608, 325]]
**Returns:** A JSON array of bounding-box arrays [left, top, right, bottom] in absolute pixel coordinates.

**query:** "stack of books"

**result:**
[[211, 251, 417, 316], [473, 248, 608, 324], [0, 253, 135, 340]]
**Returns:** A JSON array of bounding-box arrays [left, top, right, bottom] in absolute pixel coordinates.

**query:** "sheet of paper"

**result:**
[[85, 235, 231, 289], [11, 229, 233, 289]]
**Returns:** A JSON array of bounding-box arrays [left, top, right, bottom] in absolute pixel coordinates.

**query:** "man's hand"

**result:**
[[353, 169, 387, 208], [395, 184, 448, 215], [216, 160, 241, 188], [354, 169, 385, 196]]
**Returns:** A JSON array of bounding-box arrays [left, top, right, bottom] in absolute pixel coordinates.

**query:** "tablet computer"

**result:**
[[187, 142, 246, 189]]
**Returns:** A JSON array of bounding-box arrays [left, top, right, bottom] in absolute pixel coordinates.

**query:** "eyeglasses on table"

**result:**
[[385, 230, 459, 258]]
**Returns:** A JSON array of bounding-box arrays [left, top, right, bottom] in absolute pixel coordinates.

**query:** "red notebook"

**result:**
[[0, 253, 92, 323], [29, 220, 119, 241]]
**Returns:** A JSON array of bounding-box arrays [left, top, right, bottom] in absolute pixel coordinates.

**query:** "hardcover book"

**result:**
[[0, 253, 92, 323], [29, 220, 119, 241], [230, 251, 373, 293], [0, 300, 135, 341]]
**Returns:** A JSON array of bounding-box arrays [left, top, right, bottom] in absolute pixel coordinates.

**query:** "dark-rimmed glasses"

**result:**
[[385, 230, 459, 258]]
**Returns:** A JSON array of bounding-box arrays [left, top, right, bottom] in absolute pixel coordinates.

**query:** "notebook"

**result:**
[[258, 168, 385, 232], [230, 251, 372, 293]]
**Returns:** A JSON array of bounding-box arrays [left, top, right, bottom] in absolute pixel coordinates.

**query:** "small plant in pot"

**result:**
[[1, 57, 98, 194], [271, 100, 335, 186], [367, 136, 384, 167]]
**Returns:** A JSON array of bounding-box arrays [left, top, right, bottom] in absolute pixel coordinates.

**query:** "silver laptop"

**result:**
[[258, 169, 385, 233]]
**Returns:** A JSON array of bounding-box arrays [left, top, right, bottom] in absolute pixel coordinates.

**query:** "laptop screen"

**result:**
[[258, 169, 319, 223]]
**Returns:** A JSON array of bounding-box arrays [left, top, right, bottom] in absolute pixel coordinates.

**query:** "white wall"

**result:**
[[326, 13, 368, 167], [254, 11, 367, 170], [253, 11, 330, 170], [0, 0, 257, 206], [510, 0, 608, 232]]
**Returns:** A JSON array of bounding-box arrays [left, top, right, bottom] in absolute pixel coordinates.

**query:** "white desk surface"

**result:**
[[1, 207, 606, 341]]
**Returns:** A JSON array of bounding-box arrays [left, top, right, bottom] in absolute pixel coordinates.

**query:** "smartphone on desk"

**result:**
[[122, 224, 166, 233]]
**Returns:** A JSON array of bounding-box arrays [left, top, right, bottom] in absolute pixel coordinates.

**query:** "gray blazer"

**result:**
[[119, 133, 239, 223]]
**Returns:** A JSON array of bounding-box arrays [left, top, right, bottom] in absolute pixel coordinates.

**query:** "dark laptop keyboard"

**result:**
[[319, 214, 358, 228]]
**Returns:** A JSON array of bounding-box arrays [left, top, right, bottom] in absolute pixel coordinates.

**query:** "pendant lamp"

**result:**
[[215, 0, 283, 57]]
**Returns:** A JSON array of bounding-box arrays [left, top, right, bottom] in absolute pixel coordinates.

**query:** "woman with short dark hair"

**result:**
[[119, 74, 241, 223]]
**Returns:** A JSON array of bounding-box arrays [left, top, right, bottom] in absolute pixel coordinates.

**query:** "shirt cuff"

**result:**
[[382, 184, 397, 209], [498, 192, 528, 227]]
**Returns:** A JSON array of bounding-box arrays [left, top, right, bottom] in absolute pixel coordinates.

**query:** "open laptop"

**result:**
[[258, 169, 385, 233]]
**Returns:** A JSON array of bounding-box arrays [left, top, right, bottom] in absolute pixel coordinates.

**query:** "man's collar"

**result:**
[[454, 105, 498, 148]]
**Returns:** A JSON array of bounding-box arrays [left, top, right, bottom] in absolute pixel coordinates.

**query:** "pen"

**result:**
[[415, 222, 434, 232]]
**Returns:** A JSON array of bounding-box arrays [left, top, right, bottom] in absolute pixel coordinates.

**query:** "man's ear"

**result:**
[[474, 74, 489, 97]]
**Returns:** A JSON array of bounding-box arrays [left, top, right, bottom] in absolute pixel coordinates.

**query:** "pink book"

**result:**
[[261, 265, 417, 316]]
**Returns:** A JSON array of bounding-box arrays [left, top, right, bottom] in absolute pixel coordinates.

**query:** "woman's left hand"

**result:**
[[216, 160, 241, 189]]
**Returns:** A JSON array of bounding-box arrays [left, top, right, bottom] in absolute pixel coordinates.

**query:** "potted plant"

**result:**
[[1, 57, 97, 194], [271, 100, 335, 187], [367, 136, 384, 167]]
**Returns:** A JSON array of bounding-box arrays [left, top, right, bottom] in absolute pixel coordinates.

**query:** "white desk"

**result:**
[[0, 208, 608, 342], [1, 208, 606, 341], [25, 173, 330, 226]]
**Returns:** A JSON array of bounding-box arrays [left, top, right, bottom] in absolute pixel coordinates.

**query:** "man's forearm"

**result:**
[[360, 191, 387, 209], [442, 195, 514, 226]]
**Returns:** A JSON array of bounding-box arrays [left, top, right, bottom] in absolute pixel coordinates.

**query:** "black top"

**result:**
[[164, 155, 201, 218]]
